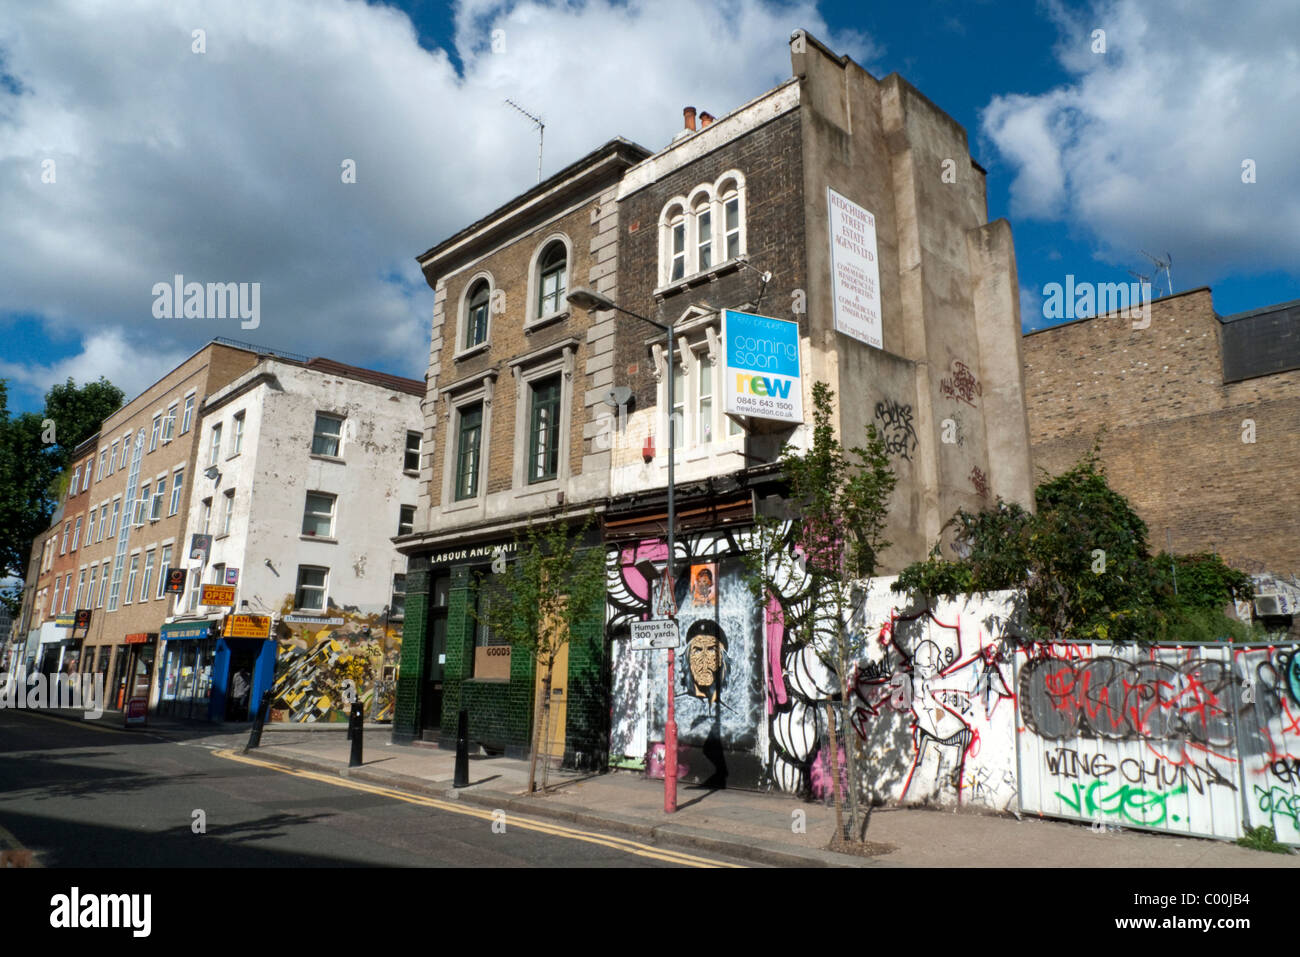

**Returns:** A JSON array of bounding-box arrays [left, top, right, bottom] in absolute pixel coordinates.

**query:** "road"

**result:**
[[0, 709, 745, 868]]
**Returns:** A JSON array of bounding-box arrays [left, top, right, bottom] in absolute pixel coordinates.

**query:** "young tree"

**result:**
[[742, 382, 896, 842], [474, 515, 607, 794]]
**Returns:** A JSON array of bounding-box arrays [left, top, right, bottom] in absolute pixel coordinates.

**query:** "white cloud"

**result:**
[[981, 0, 1300, 282], [0, 0, 875, 389], [0, 328, 188, 404]]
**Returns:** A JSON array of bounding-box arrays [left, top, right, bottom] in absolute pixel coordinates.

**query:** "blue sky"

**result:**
[[2, 0, 1296, 414]]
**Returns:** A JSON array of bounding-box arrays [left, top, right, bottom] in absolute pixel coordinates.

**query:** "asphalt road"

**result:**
[[0, 709, 744, 868]]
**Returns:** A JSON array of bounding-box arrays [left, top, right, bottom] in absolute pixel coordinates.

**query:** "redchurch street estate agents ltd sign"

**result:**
[[827, 186, 883, 350]]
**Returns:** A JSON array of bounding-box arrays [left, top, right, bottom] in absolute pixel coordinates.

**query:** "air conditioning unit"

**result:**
[[1255, 594, 1287, 617]]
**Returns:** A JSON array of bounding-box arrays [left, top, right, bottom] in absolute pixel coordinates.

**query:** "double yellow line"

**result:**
[[214, 749, 742, 868]]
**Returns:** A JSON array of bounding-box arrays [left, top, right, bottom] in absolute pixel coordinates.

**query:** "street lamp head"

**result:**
[[566, 287, 616, 313]]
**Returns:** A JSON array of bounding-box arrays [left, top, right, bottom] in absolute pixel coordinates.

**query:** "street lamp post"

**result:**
[[567, 287, 678, 813]]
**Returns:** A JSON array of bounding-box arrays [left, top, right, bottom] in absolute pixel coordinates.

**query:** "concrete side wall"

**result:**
[[793, 41, 1034, 571]]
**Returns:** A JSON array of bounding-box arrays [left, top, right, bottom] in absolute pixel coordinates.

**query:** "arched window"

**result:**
[[537, 241, 567, 317], [658, 172, 746, 287], [465, 279, 490, 349]]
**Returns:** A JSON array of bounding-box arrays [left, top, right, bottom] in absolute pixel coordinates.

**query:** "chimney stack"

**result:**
[[700, 111, 715, 127], [683, 106, 697, 131]]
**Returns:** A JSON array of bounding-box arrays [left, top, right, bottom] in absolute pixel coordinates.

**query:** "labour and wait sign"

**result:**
[[721, 309, 803, 425]]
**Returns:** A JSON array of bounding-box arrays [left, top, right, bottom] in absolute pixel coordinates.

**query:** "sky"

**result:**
[[1, 0, 1297, 414]]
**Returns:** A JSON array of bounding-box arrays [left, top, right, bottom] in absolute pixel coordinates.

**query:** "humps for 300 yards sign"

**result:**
[[721, 310, 803, 424]]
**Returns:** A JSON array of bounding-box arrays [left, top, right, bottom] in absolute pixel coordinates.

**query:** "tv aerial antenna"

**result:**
[[1138, 250, 1173, 297], [504, 99, 544, 184]]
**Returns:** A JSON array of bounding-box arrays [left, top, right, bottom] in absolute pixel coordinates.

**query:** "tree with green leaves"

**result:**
[[742, 381, 896, 843], [0, 376, 124, 616], [895, 444, 1258, 643], [473, 515, 607, 794]]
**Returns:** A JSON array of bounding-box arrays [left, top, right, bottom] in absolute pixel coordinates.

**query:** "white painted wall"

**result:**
[[176, 360, 422, 623]]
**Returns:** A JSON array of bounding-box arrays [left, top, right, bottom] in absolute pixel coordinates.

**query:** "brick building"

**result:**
[[35, 436, 98, 676], [53, 341, 261, 713], [393, 139, 650, 758], [1022, 288, 1300, 613], [396, 31, 1034, 795]]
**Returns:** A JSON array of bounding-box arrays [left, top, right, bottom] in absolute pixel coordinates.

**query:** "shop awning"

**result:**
[[159, 620, 219, 641]]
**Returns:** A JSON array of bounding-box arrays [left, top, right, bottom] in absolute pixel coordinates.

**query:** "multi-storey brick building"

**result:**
[[64, 341, 261, 713], [394, 138, 650, 756], [35, 436, 98, 676], [1022, 288, 1300, 624], [396, 31, 1034, 795]]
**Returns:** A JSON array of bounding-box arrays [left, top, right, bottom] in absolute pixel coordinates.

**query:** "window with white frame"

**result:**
[[74, 568, 87, 610], [108, 498, 120, 538], [657, 171, 747, 287], [157, 545, 172, 600], [149, 414, 162, 452], [97, 449, 108, 481], [98, 559, 111, 607], [137, 482, 151, 526], [72, 516, 82, 551], [140, 549, 156, 602], [463, 279, 491, 351], [181, 393, 195, 434], [119, 432, 130, 469], [71, 467, 81, 495], [163, 402, 177, 442], [201, 498, 212, 534], [312, 413, 342, 457], [535, 240, 567, 319], [150, 479, 165, 521], [169, 468, 184, 516], [398, 504, 415, 536], [221, 489, 234, 536], [208, 423, 222, 466], [404, 431, 421, 473], [49, 577, 60, 616], [231, 411, 245, 455], [82, 462, 92, 491], [390, 573, 407, 620], [301, 492, 335, 537], [123, 555, 139, 605], [295, 566, 328, 611], [108, 441, 118, 476], [87, 566, 98, 609], [60, 521, 70, 554], [86, 509, 97, 545], [655, 332, 746, 453], [454, 403, 483, 501], [60, 575, 72, 614]]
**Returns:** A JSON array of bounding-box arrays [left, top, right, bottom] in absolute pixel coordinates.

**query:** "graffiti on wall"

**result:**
[[846, 587, 1021, 810], [1016, 643, 1300, 843], [939, 359, 981, 407], [271, 598, 401, 723], [874, 399, 918, 461]]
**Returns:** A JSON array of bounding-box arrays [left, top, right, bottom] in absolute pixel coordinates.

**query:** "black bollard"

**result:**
[[349, 701, 364, 768], [453, 708, 470, 788], [244, 690, 273, 753]]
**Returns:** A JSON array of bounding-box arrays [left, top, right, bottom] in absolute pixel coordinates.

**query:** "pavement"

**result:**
[[94, 715, 1298, 869]]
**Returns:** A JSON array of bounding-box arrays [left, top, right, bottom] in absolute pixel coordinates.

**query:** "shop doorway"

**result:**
[[533, 639, 569, 760], [226, 650, 257, 721], [421, 573, 449, 734]]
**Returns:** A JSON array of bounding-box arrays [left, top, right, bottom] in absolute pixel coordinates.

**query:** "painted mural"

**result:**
[[270, 599, 401, 723], [606, 549, 1300, 843], [846, 584, 1022, 811]]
